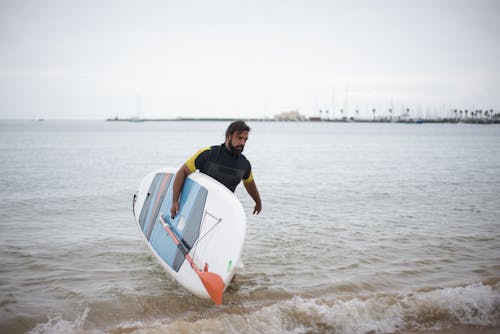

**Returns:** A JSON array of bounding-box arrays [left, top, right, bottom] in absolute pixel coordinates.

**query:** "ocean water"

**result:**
[[0, 120, 499, 334]]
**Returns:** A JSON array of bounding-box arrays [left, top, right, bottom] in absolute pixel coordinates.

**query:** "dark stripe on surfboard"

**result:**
[[138, 173, 162, 230], [172, 184, 208, 271]]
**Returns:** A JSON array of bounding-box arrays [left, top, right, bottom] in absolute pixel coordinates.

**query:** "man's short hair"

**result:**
[[226, 120, 250, 138]]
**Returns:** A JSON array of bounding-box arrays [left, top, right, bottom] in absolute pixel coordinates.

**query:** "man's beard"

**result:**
[[229, 140, 244, 154]]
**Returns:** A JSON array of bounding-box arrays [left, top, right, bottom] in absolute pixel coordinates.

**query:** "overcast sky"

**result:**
[[1, 0, 499, 120]]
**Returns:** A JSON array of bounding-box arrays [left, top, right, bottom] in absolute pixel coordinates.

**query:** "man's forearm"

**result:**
[[244, 180, 262, 210], [172, 164, 190, 202], [170, 164, 191, 217]]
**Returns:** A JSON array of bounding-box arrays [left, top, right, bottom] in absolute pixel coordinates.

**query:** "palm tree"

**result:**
[[372, 108, 376, 120], [454, 109, 458, 120]]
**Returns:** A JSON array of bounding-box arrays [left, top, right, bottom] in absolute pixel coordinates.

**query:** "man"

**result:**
[[170, 120, 262, 218]]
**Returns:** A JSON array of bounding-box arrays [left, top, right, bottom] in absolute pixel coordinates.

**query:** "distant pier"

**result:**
[[107, 107, 499, 124]]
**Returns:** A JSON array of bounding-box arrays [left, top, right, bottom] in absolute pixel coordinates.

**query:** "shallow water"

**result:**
[[0, 120, 499, 334]]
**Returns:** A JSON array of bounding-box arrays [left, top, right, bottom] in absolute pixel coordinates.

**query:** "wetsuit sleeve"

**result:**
[[242, 161, 253, 184], [185, 147, 211, 172]]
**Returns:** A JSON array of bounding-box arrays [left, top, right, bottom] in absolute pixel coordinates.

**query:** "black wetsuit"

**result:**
[[185, 144, 253, 192]]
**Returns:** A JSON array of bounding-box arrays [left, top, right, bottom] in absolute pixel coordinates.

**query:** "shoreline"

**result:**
[[105, 117, 500, 124]]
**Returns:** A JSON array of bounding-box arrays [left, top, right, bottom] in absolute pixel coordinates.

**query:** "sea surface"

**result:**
[[0, 120, 499, 334]]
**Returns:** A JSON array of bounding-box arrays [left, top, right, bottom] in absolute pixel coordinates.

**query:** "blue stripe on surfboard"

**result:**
[[141, 173, 173, 240], [145, 173, 173, 240], [149, 177, 207, 272]]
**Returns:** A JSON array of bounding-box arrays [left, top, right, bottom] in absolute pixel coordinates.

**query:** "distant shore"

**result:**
[[105, 117, 500, 124]]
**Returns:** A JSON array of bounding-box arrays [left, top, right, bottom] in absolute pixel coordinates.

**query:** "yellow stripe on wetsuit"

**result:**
[[243, 171, 253, 184], [185, 147, 211, 172]]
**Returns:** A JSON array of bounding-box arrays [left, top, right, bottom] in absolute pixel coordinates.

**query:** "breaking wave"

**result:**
[[28, 282, 500, 334]]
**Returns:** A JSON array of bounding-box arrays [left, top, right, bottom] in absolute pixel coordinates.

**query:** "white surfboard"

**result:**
[[132, 168, 246, 303]]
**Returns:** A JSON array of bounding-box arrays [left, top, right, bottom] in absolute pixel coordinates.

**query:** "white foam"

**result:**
[[405, 282, 500, 328], [280, 282, 500, 333], [26, 306, 93, 334], [285, 283, 499, 333]]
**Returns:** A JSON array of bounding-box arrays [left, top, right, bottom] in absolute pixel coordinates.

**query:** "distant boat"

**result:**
[[128, 95, 144, 122]]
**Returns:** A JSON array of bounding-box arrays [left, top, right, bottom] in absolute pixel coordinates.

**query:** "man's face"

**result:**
[[227, 130, 249, 153]]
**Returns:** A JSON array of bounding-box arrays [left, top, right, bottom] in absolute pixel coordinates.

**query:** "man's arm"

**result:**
[[170, 164, 192, 218], [244, 180, 262, 215]]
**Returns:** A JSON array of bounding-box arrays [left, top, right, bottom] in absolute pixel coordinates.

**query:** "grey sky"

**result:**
[[1, 0, 499, 120]]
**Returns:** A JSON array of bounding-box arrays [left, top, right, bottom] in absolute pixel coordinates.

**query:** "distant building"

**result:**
[[274, 110, 307, 121]]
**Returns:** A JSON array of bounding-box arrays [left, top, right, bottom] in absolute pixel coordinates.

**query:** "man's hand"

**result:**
[[170, 201, 179, 218], [253, 201, 262, 215]]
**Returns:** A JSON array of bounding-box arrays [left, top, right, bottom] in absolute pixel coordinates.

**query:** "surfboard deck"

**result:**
[[132, 168, 247, 301]]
